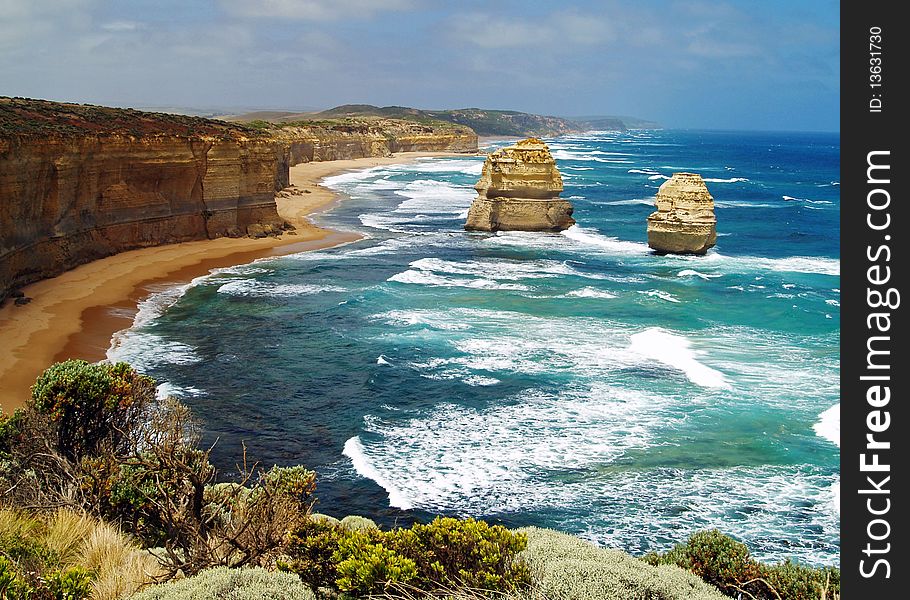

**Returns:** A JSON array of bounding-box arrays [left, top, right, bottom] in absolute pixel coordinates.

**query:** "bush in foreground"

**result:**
[[281, 516, 531, 597], [643, 529, 840, 600], [128, 566, 315, 600], [519, 526, 728, 600]]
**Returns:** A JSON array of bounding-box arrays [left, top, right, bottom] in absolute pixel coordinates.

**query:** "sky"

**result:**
[[0, 0, 840, 131]]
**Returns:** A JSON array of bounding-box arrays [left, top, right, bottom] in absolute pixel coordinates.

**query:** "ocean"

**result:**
[[109, 129, 840, 567]]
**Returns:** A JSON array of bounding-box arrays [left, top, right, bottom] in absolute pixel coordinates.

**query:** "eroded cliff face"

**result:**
[[646, 172, 717, 255], [0, 98, 478, 302], [465, 138, 574, 232], [0, 133, 286, 301], [272, 120, 477, 169]]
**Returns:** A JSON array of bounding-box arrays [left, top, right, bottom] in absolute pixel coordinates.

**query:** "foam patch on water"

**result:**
[[321, 167, 394, 187], [216, 279, 347, 297], [637, 290, 681, 303], [685, 252, 840, 276], [677, 269, 720, 280], [346, 382, 682, 512], [387, 270, 530, 291], [343, 436, 413, 509], [561, 226, 651, 254], [563, 287, 618, 299], [629, 328, 730, 389], [813, 404, 840, 447], [407, 257, 605, 281], [376, 355, 392, 366], [703, 177, 750, 183]]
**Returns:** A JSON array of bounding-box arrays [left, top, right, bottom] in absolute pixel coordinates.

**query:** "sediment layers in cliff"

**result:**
[[464, 138, 574, 232], [0, 98, 477, 302], [646, 172, 717, 255]]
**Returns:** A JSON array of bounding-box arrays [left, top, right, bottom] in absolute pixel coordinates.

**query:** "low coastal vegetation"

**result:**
[[0, 360, 839, 599]]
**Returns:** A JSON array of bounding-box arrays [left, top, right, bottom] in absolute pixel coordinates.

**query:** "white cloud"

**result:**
[[100, 21, 143, 32], [448, 11, 614, 49], [218, 0, 415, 21]]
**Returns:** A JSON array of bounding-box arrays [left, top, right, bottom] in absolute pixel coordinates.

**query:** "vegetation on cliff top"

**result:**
[[0, 361, 838, 599], [0, 97, 264, 140], [228, 104, 642, 137]]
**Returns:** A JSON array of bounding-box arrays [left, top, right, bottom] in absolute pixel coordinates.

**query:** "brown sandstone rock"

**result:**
[[646, 172, 717, 255], [465, 138, 575, 232]]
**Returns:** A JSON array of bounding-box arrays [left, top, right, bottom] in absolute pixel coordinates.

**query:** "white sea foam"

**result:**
[[597, 198, 653, 206], [628, 328, 730, 388], [155, 382, 205, 400], [563, 287, 617, 299], [406, 257, 604, 281], [628, 168, 660, 175], [693, 252, 840, 276], [825, 299, 840, 307], [561, 226, 650, 254], [321, 167, 393, 187], [637, 290, 681, 303], [813, 404, 840, 447], [343, 436, 413, 510], [376, 355, 392, 366], [387, 270, 530, 291], [703, 177, 749, 183], [216, 279, 346, 297], [677, 269, 720, 280], [648, 174, 670, 180]]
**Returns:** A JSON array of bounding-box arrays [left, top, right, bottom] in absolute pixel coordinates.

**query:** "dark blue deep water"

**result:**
[[110, 130, 840, 566]]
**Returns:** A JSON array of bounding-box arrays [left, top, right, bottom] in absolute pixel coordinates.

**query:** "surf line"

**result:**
[[856, 150, 898, 580]]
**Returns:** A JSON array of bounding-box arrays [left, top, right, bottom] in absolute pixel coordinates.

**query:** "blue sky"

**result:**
[[0, 0, 839, 131]]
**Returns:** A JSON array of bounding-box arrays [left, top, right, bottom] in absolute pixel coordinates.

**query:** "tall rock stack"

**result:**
[[646, 172, 717, 254], [464, 138, 575, 232]]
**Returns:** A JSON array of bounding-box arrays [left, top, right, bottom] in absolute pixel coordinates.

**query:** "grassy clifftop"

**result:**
[[0, 97, 259, 140]]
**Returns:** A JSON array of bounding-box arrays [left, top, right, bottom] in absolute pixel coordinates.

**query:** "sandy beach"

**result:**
[[0, 151, 466, 412]]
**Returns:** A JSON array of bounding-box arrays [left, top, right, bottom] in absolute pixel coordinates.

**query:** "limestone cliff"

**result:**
[[0, 98, 477, 302], [464, 138, 574, 232], [646, 172, 717, 255]]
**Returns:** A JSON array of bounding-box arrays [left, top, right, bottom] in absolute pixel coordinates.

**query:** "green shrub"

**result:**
[[644, 529, 840, 600], [0, 556, 31, 599], [282, 516, 530, 596], [397, 517, 531, 592], [47, 566, 95, 600], [520, 527, 727, 600], [340, 515, 378, 532], [128, 566, 316, 600], [30, 360, 156, 461], [280, 517, 347, 590], [334, 530, 418, 595]]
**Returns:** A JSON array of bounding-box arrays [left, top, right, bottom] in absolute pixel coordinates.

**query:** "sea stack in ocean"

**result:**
[[646, 172, 717, 255], [464, 138, 575, 232]]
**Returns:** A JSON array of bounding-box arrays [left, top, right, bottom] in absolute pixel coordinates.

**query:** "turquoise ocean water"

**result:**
[[109, 129, 840, 566]]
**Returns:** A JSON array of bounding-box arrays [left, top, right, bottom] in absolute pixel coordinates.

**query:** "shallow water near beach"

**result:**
[[109, 129, 840, 566]]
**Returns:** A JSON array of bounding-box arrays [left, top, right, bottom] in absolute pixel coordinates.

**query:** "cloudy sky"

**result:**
[[1, 0, 839, 131]]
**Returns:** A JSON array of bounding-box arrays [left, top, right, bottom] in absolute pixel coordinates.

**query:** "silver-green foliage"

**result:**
[[128, 567, 315, 600], [340, 515, 378, 531], [518, 527, 728, 600]]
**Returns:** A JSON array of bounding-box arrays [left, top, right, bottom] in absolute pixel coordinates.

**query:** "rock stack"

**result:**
[[464, 138, 575, 232], [646, 172, 717, 255]]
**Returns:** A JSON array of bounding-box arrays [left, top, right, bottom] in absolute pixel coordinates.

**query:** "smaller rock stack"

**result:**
[[646, 173, 717, 255], [464, 138, 575, 232]]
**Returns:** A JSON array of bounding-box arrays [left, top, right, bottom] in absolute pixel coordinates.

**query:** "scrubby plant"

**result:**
[[30, 360, 156, 461], [128, 566, 316, 600], [398, 517, 531, 592], [334, 529, 419, 595], [643, 529, 840, 600], [282, 516, 530, 597], [280, 517, 347, 590], [519, 526, 728, 600], [340, 515, 378, 532]]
